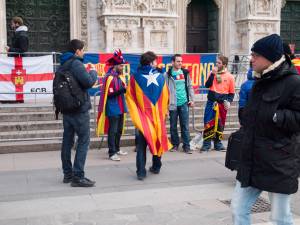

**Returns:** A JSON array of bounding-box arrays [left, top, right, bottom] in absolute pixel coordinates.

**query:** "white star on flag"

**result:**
[[143, 69, 160, 87]]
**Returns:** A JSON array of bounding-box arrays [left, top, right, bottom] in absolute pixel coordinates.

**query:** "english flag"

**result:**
[[0, 55, 54, 101]]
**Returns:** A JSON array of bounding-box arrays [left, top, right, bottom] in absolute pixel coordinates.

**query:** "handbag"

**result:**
[[225, 128, 244, 171]]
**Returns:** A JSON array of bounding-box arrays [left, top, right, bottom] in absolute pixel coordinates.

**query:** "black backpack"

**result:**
[[53, 59, 86, 119]]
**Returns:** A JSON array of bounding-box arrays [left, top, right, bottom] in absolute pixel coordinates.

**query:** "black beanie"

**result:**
[[251, 34, 284, 63]]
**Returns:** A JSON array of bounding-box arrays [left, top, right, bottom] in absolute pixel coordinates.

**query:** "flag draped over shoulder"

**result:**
[[96, 73, 127, 136], [292, 58, 300, 75], [126, 66, 171, 156], [96, 75, 112, 136]]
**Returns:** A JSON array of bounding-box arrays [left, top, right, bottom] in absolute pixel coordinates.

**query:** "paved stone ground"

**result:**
[[0, 146, 299, 225]]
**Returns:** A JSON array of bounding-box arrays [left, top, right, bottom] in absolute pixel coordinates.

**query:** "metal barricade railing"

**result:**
[[191, 88, 241, 133]]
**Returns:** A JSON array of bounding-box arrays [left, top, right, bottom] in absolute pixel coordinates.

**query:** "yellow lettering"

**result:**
[[191, 64, 200, 86], [165, 63, 172, 72], [183, 63, 192, 70]]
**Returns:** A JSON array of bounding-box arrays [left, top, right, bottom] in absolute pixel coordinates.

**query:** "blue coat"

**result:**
[[239, 68, 255, 109]]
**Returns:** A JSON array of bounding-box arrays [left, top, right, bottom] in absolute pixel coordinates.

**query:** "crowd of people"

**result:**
[[56, 34, 300, 225]]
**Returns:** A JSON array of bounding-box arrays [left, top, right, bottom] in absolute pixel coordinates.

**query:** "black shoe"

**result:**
[[137, 175, 146, 181], [63, 174, 73, 183], [149, 167, 160, 174], [215, 145, 226, 151], [183, 148, 193, 154], [71, 177, 96, 187]]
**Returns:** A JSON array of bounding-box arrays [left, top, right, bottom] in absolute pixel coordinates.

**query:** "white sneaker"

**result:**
[[117, 150, 128, 156], [109, 154, 121, 161]]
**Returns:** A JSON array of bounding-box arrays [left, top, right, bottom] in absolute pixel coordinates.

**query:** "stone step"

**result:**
[[0, 107, 239, 122], [0, 129, 237, 154], [0, 113, 240, 132], [0, 100, 240, 113], [0, 121, 240, 140]]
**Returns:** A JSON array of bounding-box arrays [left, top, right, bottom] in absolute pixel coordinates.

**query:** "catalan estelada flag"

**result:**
[[96, 72, 127, 136], [292, 58, 300, 75], [126, 65, 172, 156]]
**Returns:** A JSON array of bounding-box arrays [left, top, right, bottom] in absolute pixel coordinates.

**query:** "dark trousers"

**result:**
[[136, 130, 162, 177], [61, 111, 90, 178], [169, 102, 190, 150], [108, 115, 124, 157]]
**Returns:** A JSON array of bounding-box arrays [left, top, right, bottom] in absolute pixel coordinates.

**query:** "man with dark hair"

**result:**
[[126, 51, 171, 180], [165, 54, 194, 154], [58, 39, 98, 187], [96, 50, 128, 161], [5, 16, 29, 54], [231, 34, 300, 225], [201, 55, 235, 152]]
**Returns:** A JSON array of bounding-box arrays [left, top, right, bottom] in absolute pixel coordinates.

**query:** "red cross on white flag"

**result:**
[[0, 55, 54, 101]]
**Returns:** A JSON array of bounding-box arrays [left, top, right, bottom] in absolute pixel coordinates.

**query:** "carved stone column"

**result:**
[[175, 0, 189, 53], [235, 0, 284, 54], [0, 0, 7, 52], [70, 0, 88, 48]]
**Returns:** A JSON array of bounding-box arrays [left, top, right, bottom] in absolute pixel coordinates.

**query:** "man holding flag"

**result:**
[[97, 50, 128, 161], [126, 51, 172, 180]]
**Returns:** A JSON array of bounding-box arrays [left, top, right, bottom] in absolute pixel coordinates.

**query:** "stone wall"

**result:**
[[95, 0, 177, 54]]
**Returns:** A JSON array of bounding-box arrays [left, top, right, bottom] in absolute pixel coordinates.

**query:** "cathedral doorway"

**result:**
[[281, 0, 300, 54], [6, 0, 70, 52], [186, 0, 219, 53]]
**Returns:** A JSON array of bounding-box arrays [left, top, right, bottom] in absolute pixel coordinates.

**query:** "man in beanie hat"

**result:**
[[96, 50, 128, 161], [231, 34, 300, 225]]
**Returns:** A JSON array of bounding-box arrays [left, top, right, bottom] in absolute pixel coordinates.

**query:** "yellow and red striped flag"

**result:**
[[292, 58, 300, 75], [125, 66, 172, 156]]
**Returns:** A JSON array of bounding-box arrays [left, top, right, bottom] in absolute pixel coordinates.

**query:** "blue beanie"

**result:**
[[251, 34, 284, 63]]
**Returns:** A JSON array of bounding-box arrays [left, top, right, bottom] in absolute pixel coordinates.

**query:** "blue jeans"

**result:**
[[136, 130, 161, 177], [61, 111, 90, 179], [231, 181, 294, 225], [169, 102, 190, 150], [107, 115, 124, 157]]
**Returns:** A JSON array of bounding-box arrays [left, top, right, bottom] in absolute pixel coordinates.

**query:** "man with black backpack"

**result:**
[[55, 39, 97, 187]]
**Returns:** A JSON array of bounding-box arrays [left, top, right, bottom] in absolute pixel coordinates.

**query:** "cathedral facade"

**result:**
[[0, 0, 299, 56]]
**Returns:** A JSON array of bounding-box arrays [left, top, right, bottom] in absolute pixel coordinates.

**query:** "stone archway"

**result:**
[[186, 0, 219, 53]]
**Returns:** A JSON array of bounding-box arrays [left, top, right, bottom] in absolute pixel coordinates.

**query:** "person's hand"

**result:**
[[212, 66, 218, 74], [224, 100, 230, 110], [188, 101, 194, 107], [5, 46, 9, 52], [89, 64, 96, 71]]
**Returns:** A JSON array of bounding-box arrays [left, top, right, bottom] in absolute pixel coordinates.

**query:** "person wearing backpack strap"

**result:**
[[97, 50, 128, 161], [58, 39, 97, 187]]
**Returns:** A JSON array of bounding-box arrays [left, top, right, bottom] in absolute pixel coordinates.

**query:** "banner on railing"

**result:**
[[0, 55, 54, 101], [84, 53, 217, 95]]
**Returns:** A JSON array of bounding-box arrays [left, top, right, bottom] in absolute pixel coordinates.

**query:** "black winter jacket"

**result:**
[[58, 53, 98, 113], [8, 27, 29, 54], [237, 60, 300, 194]]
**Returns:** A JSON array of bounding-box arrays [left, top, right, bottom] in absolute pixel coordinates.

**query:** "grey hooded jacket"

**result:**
[[164, 67, 195, 110]]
